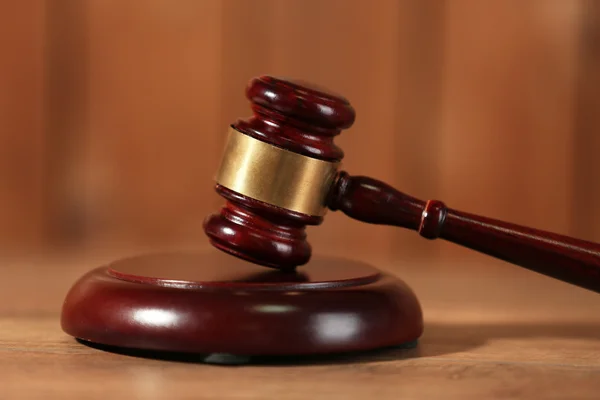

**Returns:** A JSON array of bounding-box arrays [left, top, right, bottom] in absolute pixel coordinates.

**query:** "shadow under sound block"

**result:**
[[61, 248, 423, 362]]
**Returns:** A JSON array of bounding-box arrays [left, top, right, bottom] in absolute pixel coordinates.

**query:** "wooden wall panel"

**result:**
[[79, 0, 225, 246], [44, 0, 89, 245], [573, 0, 600, 243], [219, 0, 277, 130], [436, 0, 584, 263], [0, 2, 46, 250], [388, 1, 447, 263]]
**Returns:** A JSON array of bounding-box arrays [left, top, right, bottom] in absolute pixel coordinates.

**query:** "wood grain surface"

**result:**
[[1, 247, 599, 399]]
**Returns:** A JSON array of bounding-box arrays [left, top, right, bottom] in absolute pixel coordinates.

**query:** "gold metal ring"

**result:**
[[214, 127, 339, 216]]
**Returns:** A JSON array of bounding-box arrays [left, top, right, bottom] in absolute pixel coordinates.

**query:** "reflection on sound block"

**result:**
[[60, 247, 423, 362]]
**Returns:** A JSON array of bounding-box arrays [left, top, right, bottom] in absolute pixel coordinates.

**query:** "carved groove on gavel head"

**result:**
[[203, 76, 355, 270]]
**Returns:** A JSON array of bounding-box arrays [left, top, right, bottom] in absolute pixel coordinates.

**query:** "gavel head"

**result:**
[[203, 76, 355, 270]]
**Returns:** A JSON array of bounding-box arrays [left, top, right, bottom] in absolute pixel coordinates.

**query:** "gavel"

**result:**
[[204, 75, 600, 294], [60, 75, 600, 359]]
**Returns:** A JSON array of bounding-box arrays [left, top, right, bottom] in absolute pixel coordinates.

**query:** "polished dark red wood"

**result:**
[[203, 186, 318, 270], [241, 76, 355, 160], [204, 76, 356, 269], [329, 172, 600, 293], [61, 248, 423, 357]]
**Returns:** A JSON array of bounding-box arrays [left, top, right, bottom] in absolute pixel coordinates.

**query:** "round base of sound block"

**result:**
[[61, 249, 423, 358]]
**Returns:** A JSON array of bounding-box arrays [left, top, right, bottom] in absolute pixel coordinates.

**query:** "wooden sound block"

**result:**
[[61, 249, 423, 361]]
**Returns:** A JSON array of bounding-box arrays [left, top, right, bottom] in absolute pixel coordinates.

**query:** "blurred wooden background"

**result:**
[[0, 0, 598, 266]]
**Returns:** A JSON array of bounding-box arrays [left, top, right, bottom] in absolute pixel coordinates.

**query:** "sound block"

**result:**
[[61, 249, 423, 360]]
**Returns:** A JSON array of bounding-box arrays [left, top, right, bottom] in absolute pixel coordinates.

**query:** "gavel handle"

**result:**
[[328, 172, 600, 293]]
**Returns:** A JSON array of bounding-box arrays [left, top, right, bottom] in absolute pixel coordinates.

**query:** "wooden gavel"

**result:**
[[204, 76, 600, 294]]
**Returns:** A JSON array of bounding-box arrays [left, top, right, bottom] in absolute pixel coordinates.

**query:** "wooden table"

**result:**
[[1, 249, 599, 399]]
